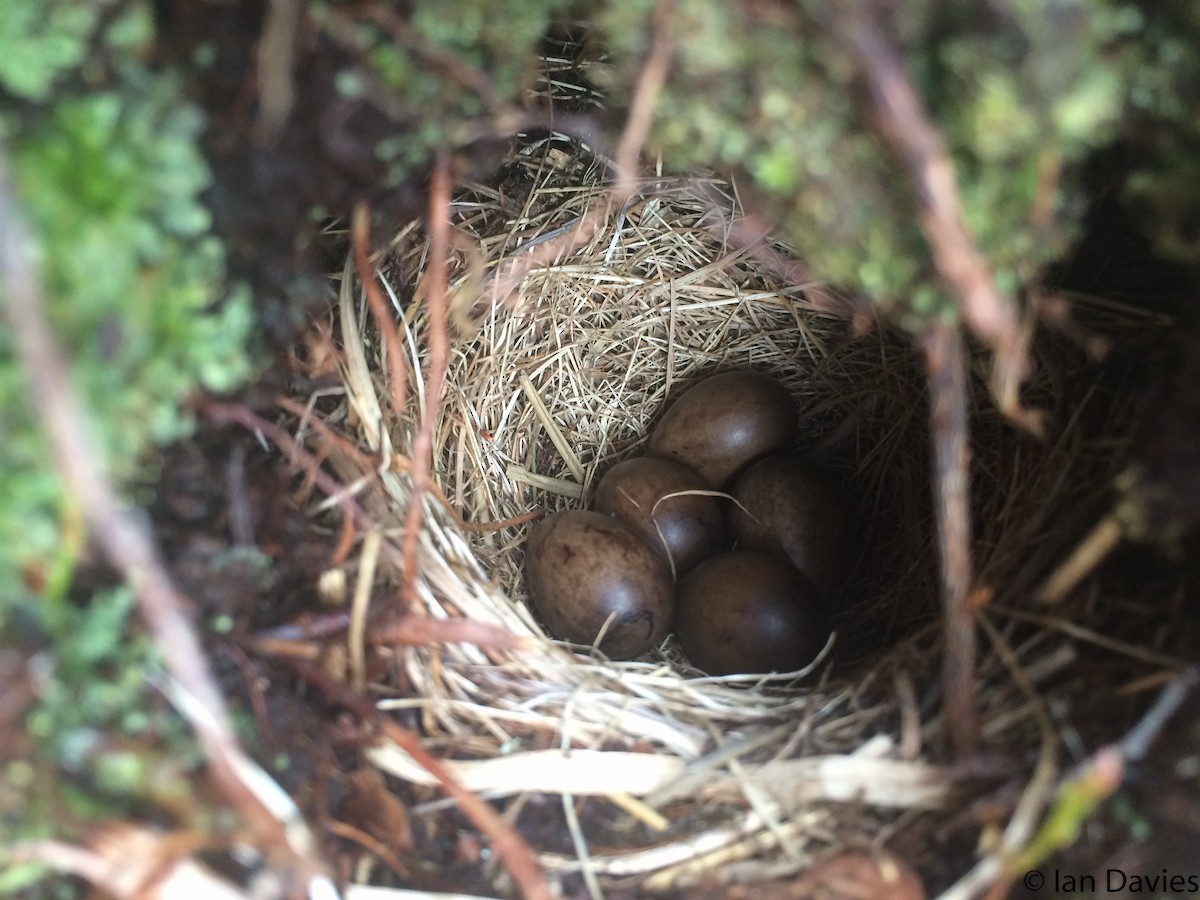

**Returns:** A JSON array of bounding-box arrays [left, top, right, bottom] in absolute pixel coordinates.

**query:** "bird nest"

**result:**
[[290, 134, 1185, 895]]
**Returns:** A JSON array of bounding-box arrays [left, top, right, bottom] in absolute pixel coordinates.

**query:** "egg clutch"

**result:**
[[523, 371, 850, 676]]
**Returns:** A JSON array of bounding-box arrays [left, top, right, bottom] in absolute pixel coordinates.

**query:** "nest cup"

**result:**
[[315, 135, 1170, 891]]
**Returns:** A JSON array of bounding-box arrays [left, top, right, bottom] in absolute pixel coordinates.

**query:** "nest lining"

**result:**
[[299, 135, 1182, 891]]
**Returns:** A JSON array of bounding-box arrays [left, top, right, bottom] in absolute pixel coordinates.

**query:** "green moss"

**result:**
[[0, 0, 110, 102], [1, 4, 254, 604], [1117, 2, 1200, 261], [598, 0, 1197, 321], [0, 6, 253, 864]]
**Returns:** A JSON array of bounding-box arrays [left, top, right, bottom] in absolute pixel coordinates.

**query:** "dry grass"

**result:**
[[289, 135, 1189, 894]]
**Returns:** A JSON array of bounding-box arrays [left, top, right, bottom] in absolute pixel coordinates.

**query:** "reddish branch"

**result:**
[[483, 0, 676, 310], [254, 0, 300, 142], [0, 157, 326, 879], [484, 207, 610, 309], [353, 203, 410, 445], [836, 12, 1044, 757], [203, 399, 372, 534], [717, 213, 870, 323], [398, 156, 453, 609], [845, 17, 1039, 434], [369, 613, 528, 650], [614, 0, 676, 198], [364, 6, 505, 117], [291, 660, 554, 900]]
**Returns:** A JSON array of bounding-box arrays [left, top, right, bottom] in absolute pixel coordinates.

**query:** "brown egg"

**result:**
[[647, 371, 798, 487], [729, 455, 850, 601], [592, 457, 723, 577], [675, 550, 829, 675], [525, 510, 674, 659]]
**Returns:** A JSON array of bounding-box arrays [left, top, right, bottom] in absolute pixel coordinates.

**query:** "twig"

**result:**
[[0, 152, 328, 884], [993, 605, 1191, 671], [613, 0, 675, 199], [922, 321, 979, 758], [349, 530, 382, 692], [290, 660, 554, 900], [368, 614, 528, 650], [276, 392, 544, 536], [956, 668, 1199, 900], [714, 212, 868, 322], [1116, 666, 1199, 761], [363, 6, 505, 117], [204, 399, 372, 534], [399, 156, 452, 608], [829, 16, 997, 754], [938, 617, 1061, 900], [254, 0, 300, 142], [562, 792, 603, 900], [484, 205, 610, 307], [1037, 514, 1123, 604], [844, 15, 1039, 434], [4, 836, 247, 899], [519, 373, 585, 483], [353, 204, 410, 438], [324, 819, 412, 884]]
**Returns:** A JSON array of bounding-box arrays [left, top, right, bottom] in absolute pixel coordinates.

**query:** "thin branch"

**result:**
[[845, 15, 1040, 435], [1037, 514, 1123, 604], [353, 203, 410, 435], [273, 394, 544, 536], [1117, 666, 1200, 762], [291, 660, 553, 900], [203, 399, 372, 534], [835, 12, 1025, 757], [399, 155, 452, 608], [922, 321, 979, 758], [363, 6, 505, 117], [709, 211, 869, 322], [484, 206, 610, 307], [613, 0, 676, 199], [254, 0, 300, 142], [0, 153, 328, 882]]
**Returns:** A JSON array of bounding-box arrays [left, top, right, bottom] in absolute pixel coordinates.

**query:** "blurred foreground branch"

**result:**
[[844, 15, 1040, 435], [0, 149, 331, 893]]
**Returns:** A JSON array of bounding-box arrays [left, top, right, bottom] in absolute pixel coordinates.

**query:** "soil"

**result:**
[[138, 2, 1200, 896]]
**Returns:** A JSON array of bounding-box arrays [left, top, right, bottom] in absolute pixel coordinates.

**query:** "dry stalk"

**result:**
[[613, 0, 676, 198], [354, 203, 411, 444], [254, 0, 300, 142], [204, 400, 371, 534]]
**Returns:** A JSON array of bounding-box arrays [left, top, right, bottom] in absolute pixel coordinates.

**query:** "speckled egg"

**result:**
[[647, 371, 798, 487], [525, 510, 675, 659]]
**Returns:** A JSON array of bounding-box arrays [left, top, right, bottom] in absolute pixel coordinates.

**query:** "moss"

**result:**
[[0, 2, 253, 863], [1, 1, 254, 603], [597, 0, 1196, 322], [0, 0, 106, 102]]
